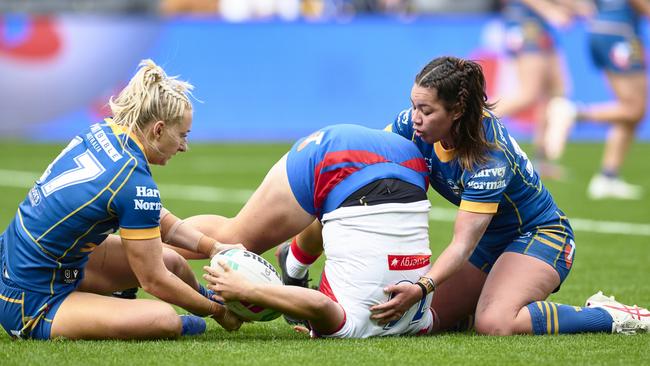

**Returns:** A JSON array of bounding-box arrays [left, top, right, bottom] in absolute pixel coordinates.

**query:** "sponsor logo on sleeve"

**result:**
[[135, 186, 160, 198], [133, 186, 162, 211], [133, 199, 163, 211]]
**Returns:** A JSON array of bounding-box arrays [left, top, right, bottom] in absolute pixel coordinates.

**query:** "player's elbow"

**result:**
[[137, 270, 169, 297], [303, 294, 335, 319]]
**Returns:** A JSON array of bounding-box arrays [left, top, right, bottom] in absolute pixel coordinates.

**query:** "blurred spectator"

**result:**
[[0, 0, 159, 13], [160, 0, 218, 15], [410, 0, 498, 13], [219, 0, 301, 21]]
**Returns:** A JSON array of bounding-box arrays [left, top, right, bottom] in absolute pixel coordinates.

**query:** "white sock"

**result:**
[[286, 248, 310, 279]]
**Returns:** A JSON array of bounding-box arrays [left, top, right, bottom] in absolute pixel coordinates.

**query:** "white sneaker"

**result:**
[[587, 174, 643, 200], [585, 291, 650, 334], [545, 97, 577, 160]]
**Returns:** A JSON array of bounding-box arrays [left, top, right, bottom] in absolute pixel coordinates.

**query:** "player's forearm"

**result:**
[[424, 241, 473, 287], [142, 269, 217, 317], [160, 208, 213, 256], [243, 284, 330, 321]]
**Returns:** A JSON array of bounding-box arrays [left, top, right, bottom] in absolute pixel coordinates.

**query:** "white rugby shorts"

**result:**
[[316, 200, 433, 338]]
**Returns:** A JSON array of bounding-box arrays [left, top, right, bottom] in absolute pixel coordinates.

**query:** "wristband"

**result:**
[[417, 276, 436, 295], [415, 282, 427, 300]]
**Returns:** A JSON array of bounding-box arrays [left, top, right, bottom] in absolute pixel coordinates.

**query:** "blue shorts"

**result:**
[[0, 235, 70, 339], [589, 32, 646, 73], [503, 6, 556, 56], [469, 221, 575, 289]]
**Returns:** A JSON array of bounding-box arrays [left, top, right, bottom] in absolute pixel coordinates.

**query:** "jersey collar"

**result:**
[[105, 118, 146, 153], [434, 141, 455, 163]]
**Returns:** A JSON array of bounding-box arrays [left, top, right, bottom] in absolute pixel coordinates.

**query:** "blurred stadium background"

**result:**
[[0, 1, 648, 364]]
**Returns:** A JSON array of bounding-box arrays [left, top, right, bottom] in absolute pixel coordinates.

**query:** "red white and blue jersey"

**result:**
[[386, 109, 563, 236], [286, 124, 429, 219], [1, 119, 162, 295]]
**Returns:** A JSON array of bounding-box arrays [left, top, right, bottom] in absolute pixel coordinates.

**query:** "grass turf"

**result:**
[[0, 141, 648, 365]]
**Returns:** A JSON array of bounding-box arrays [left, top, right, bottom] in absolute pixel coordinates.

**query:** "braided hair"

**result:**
[[415, 56, 495, 171], [109, 59, 194, 144]]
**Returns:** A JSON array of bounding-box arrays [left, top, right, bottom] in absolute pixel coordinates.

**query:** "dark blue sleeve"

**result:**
[[384, 108, 415, 140]]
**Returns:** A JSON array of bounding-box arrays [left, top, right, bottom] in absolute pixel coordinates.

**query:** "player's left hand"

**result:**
[[369, 282, 422, 325], [203, 262, 254, 302], [212, 307, 243, 331]]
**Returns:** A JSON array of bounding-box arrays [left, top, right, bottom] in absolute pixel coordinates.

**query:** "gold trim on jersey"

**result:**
[[120, 227, 161, 240], [105, 118, 145, 152], [434, 142, 455, 163], [57, 217, 114, 261], [0, 293, 23, 304], [80, 242, 99, 253], [502, 193, 524, 235], [459, 200, 498, 214], [17, 210, 57, 260]]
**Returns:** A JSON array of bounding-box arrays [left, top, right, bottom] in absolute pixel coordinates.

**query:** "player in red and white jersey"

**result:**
[[197, 124, 438, 338]]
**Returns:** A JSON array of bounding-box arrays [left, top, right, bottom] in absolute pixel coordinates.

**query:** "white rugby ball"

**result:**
[[210, 249, 282, 322]]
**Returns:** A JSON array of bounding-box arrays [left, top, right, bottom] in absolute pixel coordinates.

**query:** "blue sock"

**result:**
[[527, 301, 613, 335], [180, 315, 206, 336], [601, 169, 618, 178], [198, 284, 224, 305]]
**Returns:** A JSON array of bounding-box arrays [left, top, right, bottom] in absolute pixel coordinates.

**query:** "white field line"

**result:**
[[1, 168, 649, 237]]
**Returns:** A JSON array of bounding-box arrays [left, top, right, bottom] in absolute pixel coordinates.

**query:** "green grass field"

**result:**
[[0, 141, 648, 365]]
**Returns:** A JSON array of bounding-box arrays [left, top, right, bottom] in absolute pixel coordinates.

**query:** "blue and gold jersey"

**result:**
[[588, 0, 645, 72], [502, 0, 556, 55], [1, 119, 162, 295], [387, 109, 561, 235], [592, 0, 640, 33], [286, 124, 429, 219]]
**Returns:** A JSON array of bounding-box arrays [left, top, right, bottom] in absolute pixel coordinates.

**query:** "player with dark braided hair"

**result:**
[[366, 55, 650, 336]]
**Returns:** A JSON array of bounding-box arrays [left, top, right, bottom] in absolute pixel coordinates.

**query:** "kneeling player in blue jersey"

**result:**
[[368, 56, 649, 335], [0, 60, 241, 340], [198, 124, 439, 338]]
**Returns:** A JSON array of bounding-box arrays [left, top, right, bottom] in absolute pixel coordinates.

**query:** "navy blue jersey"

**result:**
[[588, 0, 645, 72], [286, 124, 429, 218], [502, 0, 556, 55], [2, 119, 162, 295], [386, 109, 561, 234]]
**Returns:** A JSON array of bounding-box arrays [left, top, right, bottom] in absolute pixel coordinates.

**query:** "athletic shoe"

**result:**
[[587, 174, 643, 200], [112, 287, 138, 299], [585, 291, 650, 334], [277, 242, 311, 328], [545, 97, 577, 160]]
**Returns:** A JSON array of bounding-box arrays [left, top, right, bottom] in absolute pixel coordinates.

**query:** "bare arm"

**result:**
[[121, 236, 240, 330], [204, 263, 343, 333], [370, 210, 493, 324], [160, 208, 243, 258], [425, 210, 493, 286]]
